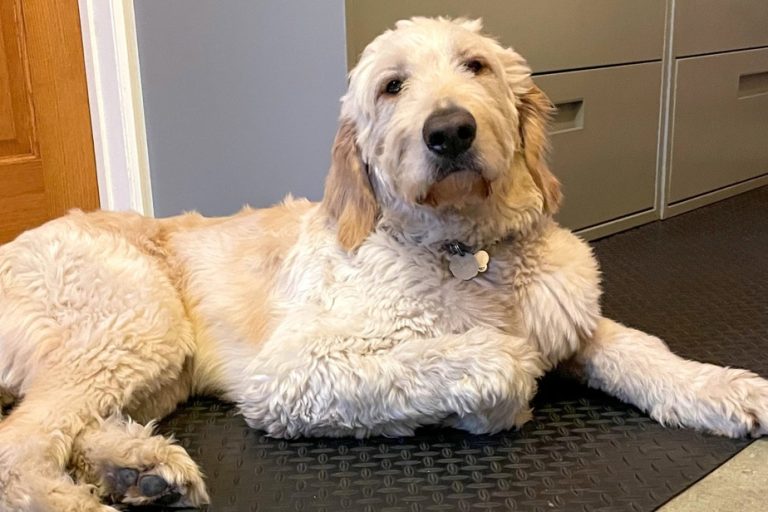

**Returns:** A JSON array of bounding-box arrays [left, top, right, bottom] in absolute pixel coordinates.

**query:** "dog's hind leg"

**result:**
[[71, 415, 208, 508], [0, 217, 207, 510], [62, 356, 208, 508], [574, 317, 768, 437], [0, 390, 119, 512], [0, 341, 205, 511], [0, 359, 206, 511], [0, 358, 206, 511]]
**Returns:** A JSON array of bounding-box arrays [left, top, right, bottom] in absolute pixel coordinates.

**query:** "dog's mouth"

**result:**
[[419, 164, 490, 209], [432, 153, 482, 182]]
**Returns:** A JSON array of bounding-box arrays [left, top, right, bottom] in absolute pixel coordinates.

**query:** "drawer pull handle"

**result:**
[[551, 99, 584, 134], [738, 71, 768, 99]]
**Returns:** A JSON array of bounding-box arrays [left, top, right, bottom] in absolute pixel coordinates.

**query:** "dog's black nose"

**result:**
[[422, 107, 476, 158]]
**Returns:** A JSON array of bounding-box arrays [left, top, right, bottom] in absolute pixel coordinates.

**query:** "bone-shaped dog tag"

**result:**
[[475, 250, 489, 273], [449, 253, 479, 280]]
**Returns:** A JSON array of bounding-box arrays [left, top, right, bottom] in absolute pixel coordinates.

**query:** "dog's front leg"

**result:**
[[232, 326, 545, 438], [574, 317, 768, 437]]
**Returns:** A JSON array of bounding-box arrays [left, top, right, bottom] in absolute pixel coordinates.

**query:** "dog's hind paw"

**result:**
[[74, 417, 209, 508], [105, 461, 206, 507]]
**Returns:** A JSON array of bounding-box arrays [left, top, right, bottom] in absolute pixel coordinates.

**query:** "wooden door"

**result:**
[[0, 0, 99, 244]]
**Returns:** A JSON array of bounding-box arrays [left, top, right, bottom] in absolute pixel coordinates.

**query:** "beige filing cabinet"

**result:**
[[667, 1, 768, 214], [345, 0, 666, 236]]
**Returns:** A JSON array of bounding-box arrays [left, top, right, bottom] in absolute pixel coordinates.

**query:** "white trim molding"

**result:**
[[79, 0, 154, 215]]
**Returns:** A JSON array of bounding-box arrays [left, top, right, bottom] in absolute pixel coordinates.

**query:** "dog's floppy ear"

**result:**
[[322, 118, 379, 251], [517, 84, 563, 215]]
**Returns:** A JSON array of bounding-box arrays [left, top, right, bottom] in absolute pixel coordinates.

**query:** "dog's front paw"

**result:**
[[678, 368, 768, 438], [714, 369, 768, 438]]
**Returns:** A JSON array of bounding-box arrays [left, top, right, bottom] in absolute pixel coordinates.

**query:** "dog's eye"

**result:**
[[384, 79, 404, 95], [464, 59, 486, 75]]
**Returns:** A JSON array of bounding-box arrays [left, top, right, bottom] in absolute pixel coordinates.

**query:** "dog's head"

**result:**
[[323, 17, 561, 251]]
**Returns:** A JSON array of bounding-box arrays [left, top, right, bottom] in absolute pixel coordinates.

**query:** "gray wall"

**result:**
[[134, 0, 348, 217]]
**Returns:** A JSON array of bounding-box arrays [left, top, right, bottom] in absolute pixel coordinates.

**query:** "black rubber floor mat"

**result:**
[[157, 187, 768, 512]]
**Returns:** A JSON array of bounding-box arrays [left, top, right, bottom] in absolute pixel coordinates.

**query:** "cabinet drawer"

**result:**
[[534, 62, 662, 230], [345, 0, 665, 73], [669, 48, 768, 203], [675, 0, 768, 57]]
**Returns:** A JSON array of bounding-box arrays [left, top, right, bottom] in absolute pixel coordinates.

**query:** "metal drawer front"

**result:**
[[535, 62, 662, 229], [669, 48, 768, 203], [675, 0, 768, 57], [345, 0, 665, 73]]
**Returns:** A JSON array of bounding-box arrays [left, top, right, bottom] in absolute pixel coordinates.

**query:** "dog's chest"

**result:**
[[302, 242, 522, 339]]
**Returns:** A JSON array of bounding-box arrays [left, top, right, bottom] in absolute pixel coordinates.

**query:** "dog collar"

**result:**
[[442, 240, 489, 280]]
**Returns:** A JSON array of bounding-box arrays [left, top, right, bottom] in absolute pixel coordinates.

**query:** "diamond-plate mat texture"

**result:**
[[157, 187, 768, 512]]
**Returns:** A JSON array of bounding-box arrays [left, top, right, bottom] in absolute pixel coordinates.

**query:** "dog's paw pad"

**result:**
[[138, 474, 168, 497], [116, 468, 139, 489]]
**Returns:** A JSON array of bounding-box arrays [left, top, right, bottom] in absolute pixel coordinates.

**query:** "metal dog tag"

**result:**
[[449, 253, 479, 280], [449, 250, 490, 280]]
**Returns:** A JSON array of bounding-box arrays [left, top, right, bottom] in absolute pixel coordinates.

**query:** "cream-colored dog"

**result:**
[[1, 17, 766, 511]]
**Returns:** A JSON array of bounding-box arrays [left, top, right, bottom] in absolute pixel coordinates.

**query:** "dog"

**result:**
[[1, 17, 766, 511]]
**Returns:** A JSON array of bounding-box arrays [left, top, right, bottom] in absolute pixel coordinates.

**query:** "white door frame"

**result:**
[[78, 0, 154, 215]]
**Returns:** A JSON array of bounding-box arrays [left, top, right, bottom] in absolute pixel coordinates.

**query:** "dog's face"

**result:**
[[323, 17, 561, 251]]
